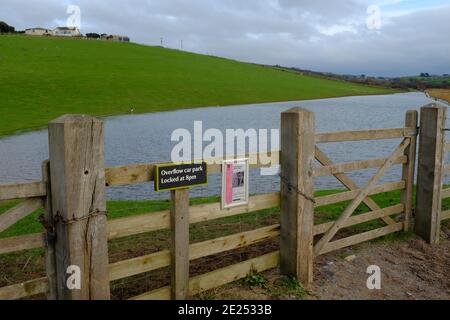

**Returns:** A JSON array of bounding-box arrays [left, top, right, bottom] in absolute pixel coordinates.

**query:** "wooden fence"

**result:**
[[0, 104, 448, 300]]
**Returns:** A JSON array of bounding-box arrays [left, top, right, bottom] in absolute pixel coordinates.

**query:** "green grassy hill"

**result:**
[[0, 35, 399, 137]]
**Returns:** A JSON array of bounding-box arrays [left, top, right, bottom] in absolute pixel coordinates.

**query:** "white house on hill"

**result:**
[[25, 28, 52, 36], [52, 27, 81, 37]]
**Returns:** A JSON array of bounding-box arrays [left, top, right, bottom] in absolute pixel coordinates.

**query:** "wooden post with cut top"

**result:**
[[280, 107, 315, 287], [416, 104, 447, 244], [48, 115, 110, 300]]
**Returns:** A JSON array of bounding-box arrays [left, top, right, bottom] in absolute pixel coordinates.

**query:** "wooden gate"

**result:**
[[280, 108, 418, 286]]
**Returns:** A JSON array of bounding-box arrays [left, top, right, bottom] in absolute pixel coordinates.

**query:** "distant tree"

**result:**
[[420, 73, 430, 78], [0, 21, 9, 32], [0, 21, 15, 33], [86, 33, 100, 39]]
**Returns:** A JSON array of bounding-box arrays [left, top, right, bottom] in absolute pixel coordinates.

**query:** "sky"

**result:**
[[1, 0, 450, 77]]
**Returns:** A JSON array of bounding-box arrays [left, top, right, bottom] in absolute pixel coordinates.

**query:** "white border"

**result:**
[[221, 158, 250, 210]]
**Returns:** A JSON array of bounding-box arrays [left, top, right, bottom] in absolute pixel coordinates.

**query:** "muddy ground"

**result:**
[[211, 228, 450, 300]]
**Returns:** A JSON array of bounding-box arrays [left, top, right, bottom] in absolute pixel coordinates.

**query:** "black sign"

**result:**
[[154, 162, 208, 192]]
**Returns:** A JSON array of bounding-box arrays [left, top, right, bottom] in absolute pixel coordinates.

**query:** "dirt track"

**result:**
[[212, 226, 450, 300], [313, 237, 450, 300]]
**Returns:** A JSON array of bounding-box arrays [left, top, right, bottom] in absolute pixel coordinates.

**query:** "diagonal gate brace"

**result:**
[[314, 147, 396, 226], [314, 138, 411, 255]]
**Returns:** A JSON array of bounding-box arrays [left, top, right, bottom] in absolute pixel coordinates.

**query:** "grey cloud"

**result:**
[[1, 0, 449, 76]]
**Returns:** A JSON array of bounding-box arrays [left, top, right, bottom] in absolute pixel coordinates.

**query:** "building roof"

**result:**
[[25, 27, 50, 31], [54, 27, 79, 31]]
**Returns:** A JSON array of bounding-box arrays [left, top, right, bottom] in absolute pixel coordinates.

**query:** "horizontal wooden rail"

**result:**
[[442, 210, 450, 221], [130, 251, 280, 300], [443, 165, 450, 177], [108, 192, 280, 240], [0, 233, 46, 255], [442, 188, 450, 199], [0, 277, 48, 300], [315, 181, 406, 207], [107, 209, 169, 240], [1, 193, 279, 254], [0, 197, 44, 233], [445, 143, 450, 153], [105, 152, 280, 187], [315, 127, 416, 144], [0, 182, 46, 201], [314, 156, 407, 177], [313, 204, 404, 236], [109, 224, 280, 281], [105, 163, 154, 187], [317, 222, 403, 256]]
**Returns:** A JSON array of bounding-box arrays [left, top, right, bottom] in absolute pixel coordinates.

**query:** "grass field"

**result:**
[[0, 35, 400, 137], [428, 88, 450, 104], [406, 76, 450, 87]]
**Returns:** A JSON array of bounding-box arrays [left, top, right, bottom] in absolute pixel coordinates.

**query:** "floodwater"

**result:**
[[0, 92, 444, 200]]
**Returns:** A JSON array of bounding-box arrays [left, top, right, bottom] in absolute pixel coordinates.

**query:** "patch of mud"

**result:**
[[312, 237, 450, 300]]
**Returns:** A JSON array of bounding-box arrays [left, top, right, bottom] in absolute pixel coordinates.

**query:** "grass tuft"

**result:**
[[240, 268, 269, 289], [271, 276, 308, 299]]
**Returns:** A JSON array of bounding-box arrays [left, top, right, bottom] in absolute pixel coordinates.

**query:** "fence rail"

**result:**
[[0, 233, 46, 255], [109, 224, 280, 282], [131, 251, 280, 300], [314, 181, 405, 207], [318, 223, 404, 255], [0, 182, 46, 201], [313, 204, 404, 236], [108, 192, 280, 240], [105, 152, 280, 187], [0, 197, 44, 233], [315, 127, 417, 143], [313, 156, 407, 177], [0, 277, 48, 300]]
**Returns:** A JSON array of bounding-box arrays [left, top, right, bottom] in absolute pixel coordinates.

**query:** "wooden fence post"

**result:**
[[416, 104, 447, 244], [48, 115, 110, 300], [170, 189, 190, 300], [401, 110, 418, 232], [280, 107, 315, 287]]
